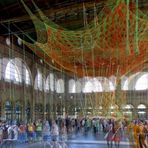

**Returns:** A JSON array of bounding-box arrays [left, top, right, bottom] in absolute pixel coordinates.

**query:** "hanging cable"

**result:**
[[22, 34, 27, 122], [7, 21, 13, 121], [135, 0, 139, 54], [126, 0, 130, 55]]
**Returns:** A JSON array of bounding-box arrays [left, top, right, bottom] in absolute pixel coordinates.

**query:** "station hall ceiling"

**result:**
[[0, 0, 148, 77]]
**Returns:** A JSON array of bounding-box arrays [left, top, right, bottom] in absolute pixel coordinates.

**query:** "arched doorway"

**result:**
[[137, 104, 146, 119], [35, 103, 43, 120], [5, 100, 12, 121], [25, 102, 31, 122], [122, 104, 134, 120], [14, 101, 22, 122]]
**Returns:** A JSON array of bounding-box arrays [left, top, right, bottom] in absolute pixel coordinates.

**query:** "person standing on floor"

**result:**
[[104, 121, 114, 148], [138, 121, 148, 148], [60, 120, 68, 148], [51, 120, 60, 148], [112, 120, 122, 148]]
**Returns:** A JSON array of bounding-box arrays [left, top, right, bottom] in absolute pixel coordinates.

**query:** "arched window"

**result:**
[[122, 104, 134, 109], [45, 76, 50, 92], [5, 60, 22, 83], [101, 77, 114, 92], [135, 73, 148, 90], [55, 79, 64, 93], [109, 76, 116, 89], [6, 37, 11, 46], [110, 104, 118, 109], [45, 73, 55, 92], [83, 77, 103, 93], [137, 104, 146, 117], [122, 73, 141, 90], [83, 81, 93, 93], [21, 60, 31, 85], [137, 104, 146, 109], [109, 81, 115, 91], [49, 73, 54, 91], [75, 80, 82, 93], [34, 70, 45, 91], [92, 78, 102, 92], [102, 78, 109, 91], [121, 77, 129, 90], [25, 68, 31, 85], [69, 79, 76, 93], [5, 58, 31, 85]]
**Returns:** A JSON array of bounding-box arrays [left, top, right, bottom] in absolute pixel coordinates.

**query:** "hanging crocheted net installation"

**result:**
[[20, 0, 148, 78]]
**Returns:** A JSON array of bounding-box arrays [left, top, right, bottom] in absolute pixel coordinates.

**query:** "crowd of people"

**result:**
[[0, 119, 68, 148], [102, 118, 148, 148], [0, 117, 147, 148]]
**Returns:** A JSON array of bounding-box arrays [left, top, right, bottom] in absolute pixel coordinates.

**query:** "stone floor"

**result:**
[[0, 130, 144, 148], [0, 141, 131, 148]]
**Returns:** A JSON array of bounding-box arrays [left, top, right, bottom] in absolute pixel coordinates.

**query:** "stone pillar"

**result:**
[[31, 58, 36, 122]]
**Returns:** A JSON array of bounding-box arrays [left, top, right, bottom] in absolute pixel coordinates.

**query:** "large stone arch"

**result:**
[[2, 57, 32, 85], [14, 57, 32, 85], [34, 69, 46, 91]]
